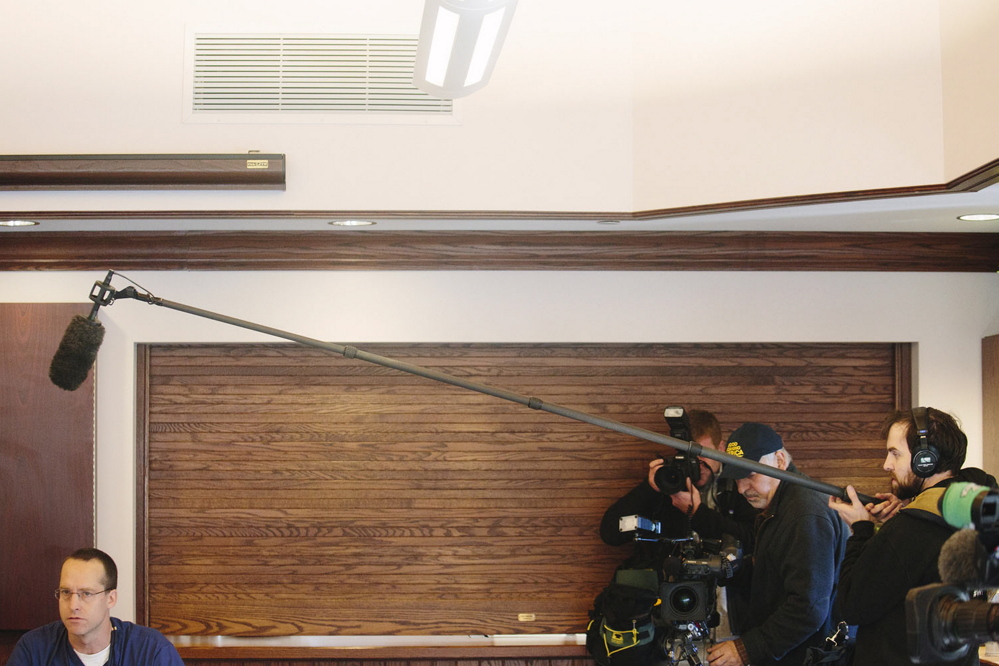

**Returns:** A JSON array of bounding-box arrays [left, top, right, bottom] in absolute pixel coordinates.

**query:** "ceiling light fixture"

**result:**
[[0, 219, 39, 227], [412, 0, 518, 99], [329, 220, 376, 227], [957, 213, 999, 221]]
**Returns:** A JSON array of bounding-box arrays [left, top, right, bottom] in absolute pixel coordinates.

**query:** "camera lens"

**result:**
[[670, 586, 698, 615], [654, 453, 698, 495], [655, 465, 685, 494]]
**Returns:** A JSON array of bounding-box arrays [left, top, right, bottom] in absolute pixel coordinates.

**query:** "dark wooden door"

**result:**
[[0, 303, 96, 630]]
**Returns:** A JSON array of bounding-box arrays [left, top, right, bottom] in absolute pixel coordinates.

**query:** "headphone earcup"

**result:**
[[911, 407, 940, 478]]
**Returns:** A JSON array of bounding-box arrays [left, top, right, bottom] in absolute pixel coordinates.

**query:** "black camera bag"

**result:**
[[586, 571, 660, 666]]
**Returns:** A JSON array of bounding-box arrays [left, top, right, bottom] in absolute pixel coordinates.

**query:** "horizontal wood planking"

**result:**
[[140, 342, 904, 637]]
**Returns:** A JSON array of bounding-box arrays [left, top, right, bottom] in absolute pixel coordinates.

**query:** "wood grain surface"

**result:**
[[137, 342, 906, 637]]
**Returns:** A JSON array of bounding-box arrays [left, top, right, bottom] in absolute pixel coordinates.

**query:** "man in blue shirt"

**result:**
[[8, 548, 184, 666]]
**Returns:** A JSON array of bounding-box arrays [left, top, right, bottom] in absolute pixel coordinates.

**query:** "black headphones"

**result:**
[[910, 406, 941, 478]]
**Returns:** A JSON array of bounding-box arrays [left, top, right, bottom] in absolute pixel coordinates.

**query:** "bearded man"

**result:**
[[829, 407, 997, 666]]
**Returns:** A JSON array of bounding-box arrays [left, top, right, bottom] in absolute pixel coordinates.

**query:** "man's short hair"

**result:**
[[66, 548, 118, 591], [880, 407, 968, 476], [688, 409, 722, 446], [757, 447, 792, 470]]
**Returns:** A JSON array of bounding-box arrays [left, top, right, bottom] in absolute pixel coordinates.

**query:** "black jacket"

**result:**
[[600, 475, 758, 567], [837, 467, 997, 666], [735, 464, 849, 666], [599, 473, 758, 632]]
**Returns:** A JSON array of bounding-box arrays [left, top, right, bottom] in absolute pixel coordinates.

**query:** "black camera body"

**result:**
[[616, 515, 743, 665], [655, 406, 702, 495], [655, 451, 702, 495], [905, 482, 999, 662], [657, 532, 742, 625]]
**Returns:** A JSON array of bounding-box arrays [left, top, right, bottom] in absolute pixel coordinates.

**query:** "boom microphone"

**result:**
[[938, 529, 985, 587], [48, 270, 117, 391], [49, 313, 105, 391], [70, 270, 881, 504]]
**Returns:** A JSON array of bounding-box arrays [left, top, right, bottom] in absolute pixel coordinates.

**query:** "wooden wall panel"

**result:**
[[0, 303, 96, 631], [138, 342, 906, 638], [985, 335, 999, 478]]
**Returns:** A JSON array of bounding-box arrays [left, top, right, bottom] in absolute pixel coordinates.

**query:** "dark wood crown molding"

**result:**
[[1, 230, 997, 272], [2, 156, 999, 271]]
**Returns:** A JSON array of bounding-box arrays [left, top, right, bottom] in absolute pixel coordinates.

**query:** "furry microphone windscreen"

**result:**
[[938, 528, 985, 587], [49, 314, 106, 391]]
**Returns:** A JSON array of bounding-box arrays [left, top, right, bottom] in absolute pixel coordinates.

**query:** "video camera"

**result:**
[[906, 482, 999, 663], [619, 514, 743, 665], [654, 406, 703, 495]]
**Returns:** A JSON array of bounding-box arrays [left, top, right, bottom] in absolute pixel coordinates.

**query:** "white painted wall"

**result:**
[[941, 0, 999, 178], [2, 269, 998, 621], [1, 1, 982, 214], [632, 1, 947, 207]]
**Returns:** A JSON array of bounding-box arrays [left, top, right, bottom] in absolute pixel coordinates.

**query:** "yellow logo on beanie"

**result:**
[[726, 441, 745, 458]]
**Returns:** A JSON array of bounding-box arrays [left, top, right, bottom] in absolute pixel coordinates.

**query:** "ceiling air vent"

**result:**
[[186, 34, 454, 123]]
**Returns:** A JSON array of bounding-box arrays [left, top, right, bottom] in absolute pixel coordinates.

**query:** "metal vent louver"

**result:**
[[191, 34, 453, 115]]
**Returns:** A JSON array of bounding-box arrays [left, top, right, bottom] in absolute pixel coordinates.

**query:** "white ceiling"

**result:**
[[4, 1, 999, 236]]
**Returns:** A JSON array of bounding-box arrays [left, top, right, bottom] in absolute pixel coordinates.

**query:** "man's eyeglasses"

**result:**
[[54, 588, 111, 602]]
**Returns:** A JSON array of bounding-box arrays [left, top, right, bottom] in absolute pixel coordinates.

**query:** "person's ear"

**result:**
[[775, 450, 789, 471]]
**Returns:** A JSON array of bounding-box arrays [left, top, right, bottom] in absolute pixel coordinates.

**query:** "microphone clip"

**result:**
[[89, 273, 119, 309], [88, 271, 158, 312]]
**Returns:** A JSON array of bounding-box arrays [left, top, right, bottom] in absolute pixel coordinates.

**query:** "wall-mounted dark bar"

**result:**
[[0, 153, 286, 190]]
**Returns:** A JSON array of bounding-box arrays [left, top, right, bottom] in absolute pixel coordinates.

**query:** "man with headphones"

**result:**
[[828, 407, 997, 666]]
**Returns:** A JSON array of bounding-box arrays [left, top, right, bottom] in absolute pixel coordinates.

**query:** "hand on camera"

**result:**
[[647, 458, 665, 492], [707, 639, 744, 666], [670, 477, 702, 514]]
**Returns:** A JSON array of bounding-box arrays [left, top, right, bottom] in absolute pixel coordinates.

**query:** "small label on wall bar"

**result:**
[[246, 160, 270, 169], [517, 614, 537, 622]]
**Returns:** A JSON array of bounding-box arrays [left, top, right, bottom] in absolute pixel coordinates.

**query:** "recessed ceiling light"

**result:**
[[329, 220, 376, 227], [957, 213, 999, 221], [0, 219, 40, 227], [596, 219, 621, 225]]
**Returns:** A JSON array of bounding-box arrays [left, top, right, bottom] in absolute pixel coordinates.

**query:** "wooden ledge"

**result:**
[[172, 634, 589, 660], [175, 644, 588, 660]]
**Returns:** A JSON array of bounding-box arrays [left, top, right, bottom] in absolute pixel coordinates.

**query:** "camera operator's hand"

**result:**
[[647, 458, 665, 492], [669, 477, 702, 514], [707, 639, 745, 666], [867, 492, 905, 523], [828, 485, 874, 527]]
